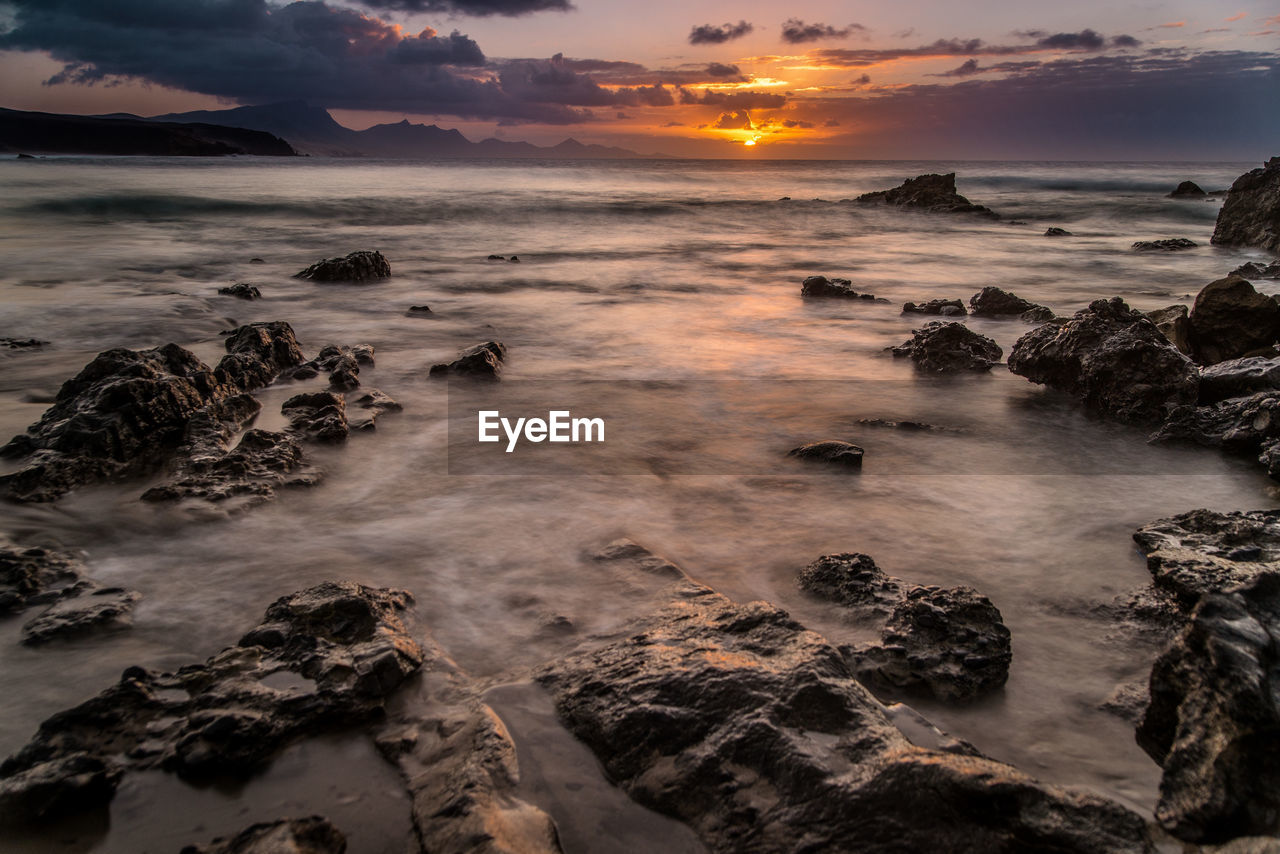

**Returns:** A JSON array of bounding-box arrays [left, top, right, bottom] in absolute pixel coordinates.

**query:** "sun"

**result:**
[[743, 138, 757, 147]]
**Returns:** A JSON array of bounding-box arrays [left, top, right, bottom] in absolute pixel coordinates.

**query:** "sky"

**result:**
[[0, 0, 1276, 159]]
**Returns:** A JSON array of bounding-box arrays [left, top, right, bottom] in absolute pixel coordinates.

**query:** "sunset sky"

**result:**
[[0, 0, 1276, 158]]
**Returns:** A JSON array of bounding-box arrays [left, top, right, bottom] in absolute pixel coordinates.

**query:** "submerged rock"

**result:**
[[1133, 238, 1197, 251], [1045, 226, 1072, 236], [217, 283, 261, 301], [1136, 571, 1280, 842], [1146, 304, 1192, 355], [1169, 181, 1207, 198], [855, 173, 999, 217], [180, 816, 347, 854], [1211, 156, 1280, 253], [799, 275, 880, 299], [0, 543, 84, 615], [1133, 509, 1280, 609], [1153, 392, 1280, 477], [429, 341, 506, 380], [1, 337, 48, 349], [1198, 356, 1280, 403], [293, 250, 390, 284], [787, 440, 864, 468], [288, 344, 374, 391], [1188, 275, 1280, 365], [798, 552, 904, 614], [890, 321, 1002, 373], [902, 298, 966, 316], [349, 389, 402, 432], [968, 286, 1054, 321], [406, 305, 434, 316], [0, 541, 140, 646], [1231, 260, 1280, 279], [282, 392, 348, 444], [21, 585, 140, 646], [1008, 297, 1198, 423]]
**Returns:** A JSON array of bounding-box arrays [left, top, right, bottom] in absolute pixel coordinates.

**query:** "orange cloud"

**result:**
[[1225, 12, 1246, 22]]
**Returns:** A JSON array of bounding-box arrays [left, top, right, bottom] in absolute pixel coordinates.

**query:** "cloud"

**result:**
[[893, 28, 916, 40], [1225, 13, 1246, 22], [350, 0, 572, 15], [808, 30, 1141, 68], [1157, 21, 1186, 28], [689, 20, 753, 45], [705, 62, 742, 77], [823, 118, 840, 126], [850, 73, 871, 86], [940, 58, 982, 77], [499, 56, 676, 107], [678, 87, 788, 110], [779, 118, 813, 128], [712, 110, 753, 129], [780, 19, 865, 44]]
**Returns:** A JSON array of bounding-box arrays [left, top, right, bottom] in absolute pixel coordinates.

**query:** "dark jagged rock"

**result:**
[[1188, 275, 1280, 365], [799, 275, 882, 300], [0, 543, 83, 614], [429, 341, 506, 380], [349, 390, 401, 432], [180, 816, 347, 854], [1199, 356, 1280, 403], [217, 283, 261, 301], [902, 298, 966, 316], [249, 257, 266, 264], [293, 250, 390, 284], [844, 584, 1012, 702], [288, 344, 373, 390], [282, 392, 348, 444], [968, 286, 1053, 321], [1136, 571, 1280, 842], [1045, 226, 1072, 236], [787, 440, 864, 468], [21, 585, 140, 646], [1133, 238, 1197, 251], [1008, 297, 1199, 423], [1169, 181, 1207, 198], [1, 542, 140, 646], [0, 582, 423, 824], [855, 172, 999, 217], [1153, 391, 1280, 477], [1133, 509, 1280, 610], [1231, 260, 1280, 279], [1212, 157, 1280, 253], [538, 546, 1150, 854], [857, 417, 963, 432], [798, 552, 904, 614], [141, 428, 317, 509], [1, 337, 47, 349], [1146, 304, 1192, 355], [890, 321, 1002, 373], [407, 305, 434, 316]]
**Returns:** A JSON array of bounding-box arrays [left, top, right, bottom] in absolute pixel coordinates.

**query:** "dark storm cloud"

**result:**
[[780, 19, 865, 44], [677, 86, 788, 110], [712, 109, 753, 129], [1017, 29, 1141, 50], [498, 55, 677, 106], [807, 30, 1141, 67], [689, 20, 753, 45], [350, 0, 572, 15], [705, 62, 742, 77]]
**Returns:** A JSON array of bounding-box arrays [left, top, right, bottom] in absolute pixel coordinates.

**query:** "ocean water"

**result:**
[[0, 156, 1276, 852]]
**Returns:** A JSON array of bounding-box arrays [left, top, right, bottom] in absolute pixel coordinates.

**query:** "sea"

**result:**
[[0, 156, 1275, 853]]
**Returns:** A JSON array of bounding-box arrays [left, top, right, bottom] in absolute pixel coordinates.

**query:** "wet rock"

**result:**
[[293, 250, 390, 284], [1146, 304, 1192, 355], [429, 341, 506, 380], [1231, 260, 1280, 279], [142, 428, 317, 509], [902, 298, 966, 316], [180, 816, 347, 854], [1045, 226, 1072, 236], [856, 417, 962, 432], [1100, 681, 1150, 724], [799, 275, 881, 299], [1008, 297, 1199, 423], [1212, 157, 1280, 253], [1136, 571, 1280, 842], [1133, 238, 1197, 251], [1133, 509, 1280, 609], [349, 344, 374, 367], [0, 543, 83, 614], [855, 172, 999, 217], [249, 258, 265, 264], [288, 344, 372, 391], [0, 754, 122, 825], [1153, 391, 1280, 477], [349, 389, 402, 432], [21, 585, 140, 646], [787, 440, 864, 468], [538, 546, 1151, 854], [890, 321, 1002, 373], [797, 552, 904, 614], [0, 582, 423, 823], [0, 540, 140, 646], [1, 337, 47, 349], [327, 354, 359, 391], [1188, 275, 1280, 365], [282, 392, 348, 444], [217, 283, 261, 301], [1169, 181, 1207, 198], [968, 286, 1053, 320], [407, 305, 434, 316], [1199, 356, 1280, 403]]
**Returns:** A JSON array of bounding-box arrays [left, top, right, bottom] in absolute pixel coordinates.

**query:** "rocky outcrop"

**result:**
[[21, 585, 140, 646], [537, 545, 1150, 853], [180, 816, 347, 854], [1146, 305, 1192, 355], [799, 276, 880, 299], [293, 251, 390, 284], [1007, 297, 1199, 423], [349, 390, 402, 432], [1, 541, 140, 645], [890, 321, 1002, 373], [1211, 157, 1280, 253], [1198, 356, 1280, 403], [1, 337, 47, 349], [217, 283, 261, 300], [282, 392, 349, 444], [855, 173, 998, 217], [786, 440, 864, 468], [1045, 226, 1072, 236], [797, 552, 904, 614], [288, 344, 374, 390], [430, 341, 506, 380], [1136, 571, 1280, 842], [1188, 275, 1280, 365], [968, 286, 1054, 321], [1169, 181, 1207, 198], [1133, 238, 1197, 251], [1153, 392, 1280, 477], [902, 298, 966, 316], [0, 322, 303, 502], [1133, 509, 1280, 610], [1231, 260, 1280, 279], [0, 582, 423, 824]]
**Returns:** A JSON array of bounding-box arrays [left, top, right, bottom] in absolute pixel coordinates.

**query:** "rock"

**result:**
[[21, 585, 140, 646], [327, 354, 359, 391], [349, 344, 374, 367], [1133, 238, 1197, 251], [1136, 571, 1280, 842], [217, 283, 261, 301], [0, 582, 423, 823], [1133, 509, 1280, 610], [249, 258, 265, 264], [855, 173, 999, 217], [0, 754, 122, 825], [1008, 297, 1199, 423], [282, 392, 348, 444], [1100, 682, 1150, 724], [349, 389, 401, 432], [180, 816, 347, 854], [1045, 226, 1072, 236], [538, 546, 1152, 854], [1169, 181, 1207, 198], [902, 298, 966, 316], [287, 344, 372, 390], [0, 540, 140, 646], [1, 337, 47, 349], [1153, 391, 1280, 477], [968, 286, 1053, 320], [856, 417, 962, 432], [1188, 275, 1280, 365], [1231, 260, 1280, 279], [1212, 157, 1280, 253], [0, 544, 83, 614], [15, 153, 36, 160], [141, 427, 317, 509], [797, 552, 904, 614], [1146, 305, 1193, 355], [429, 341, 506, 380], [293, 250, 390, 284], [800, 275, 881, 299], [890, 321, 1002, 373], [844, 584, 1012, 702], [787, 440, 864, 468], [407, 305, 434, 316], [1199, 356, 1280, 403], [510, 255, 520, 262]]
